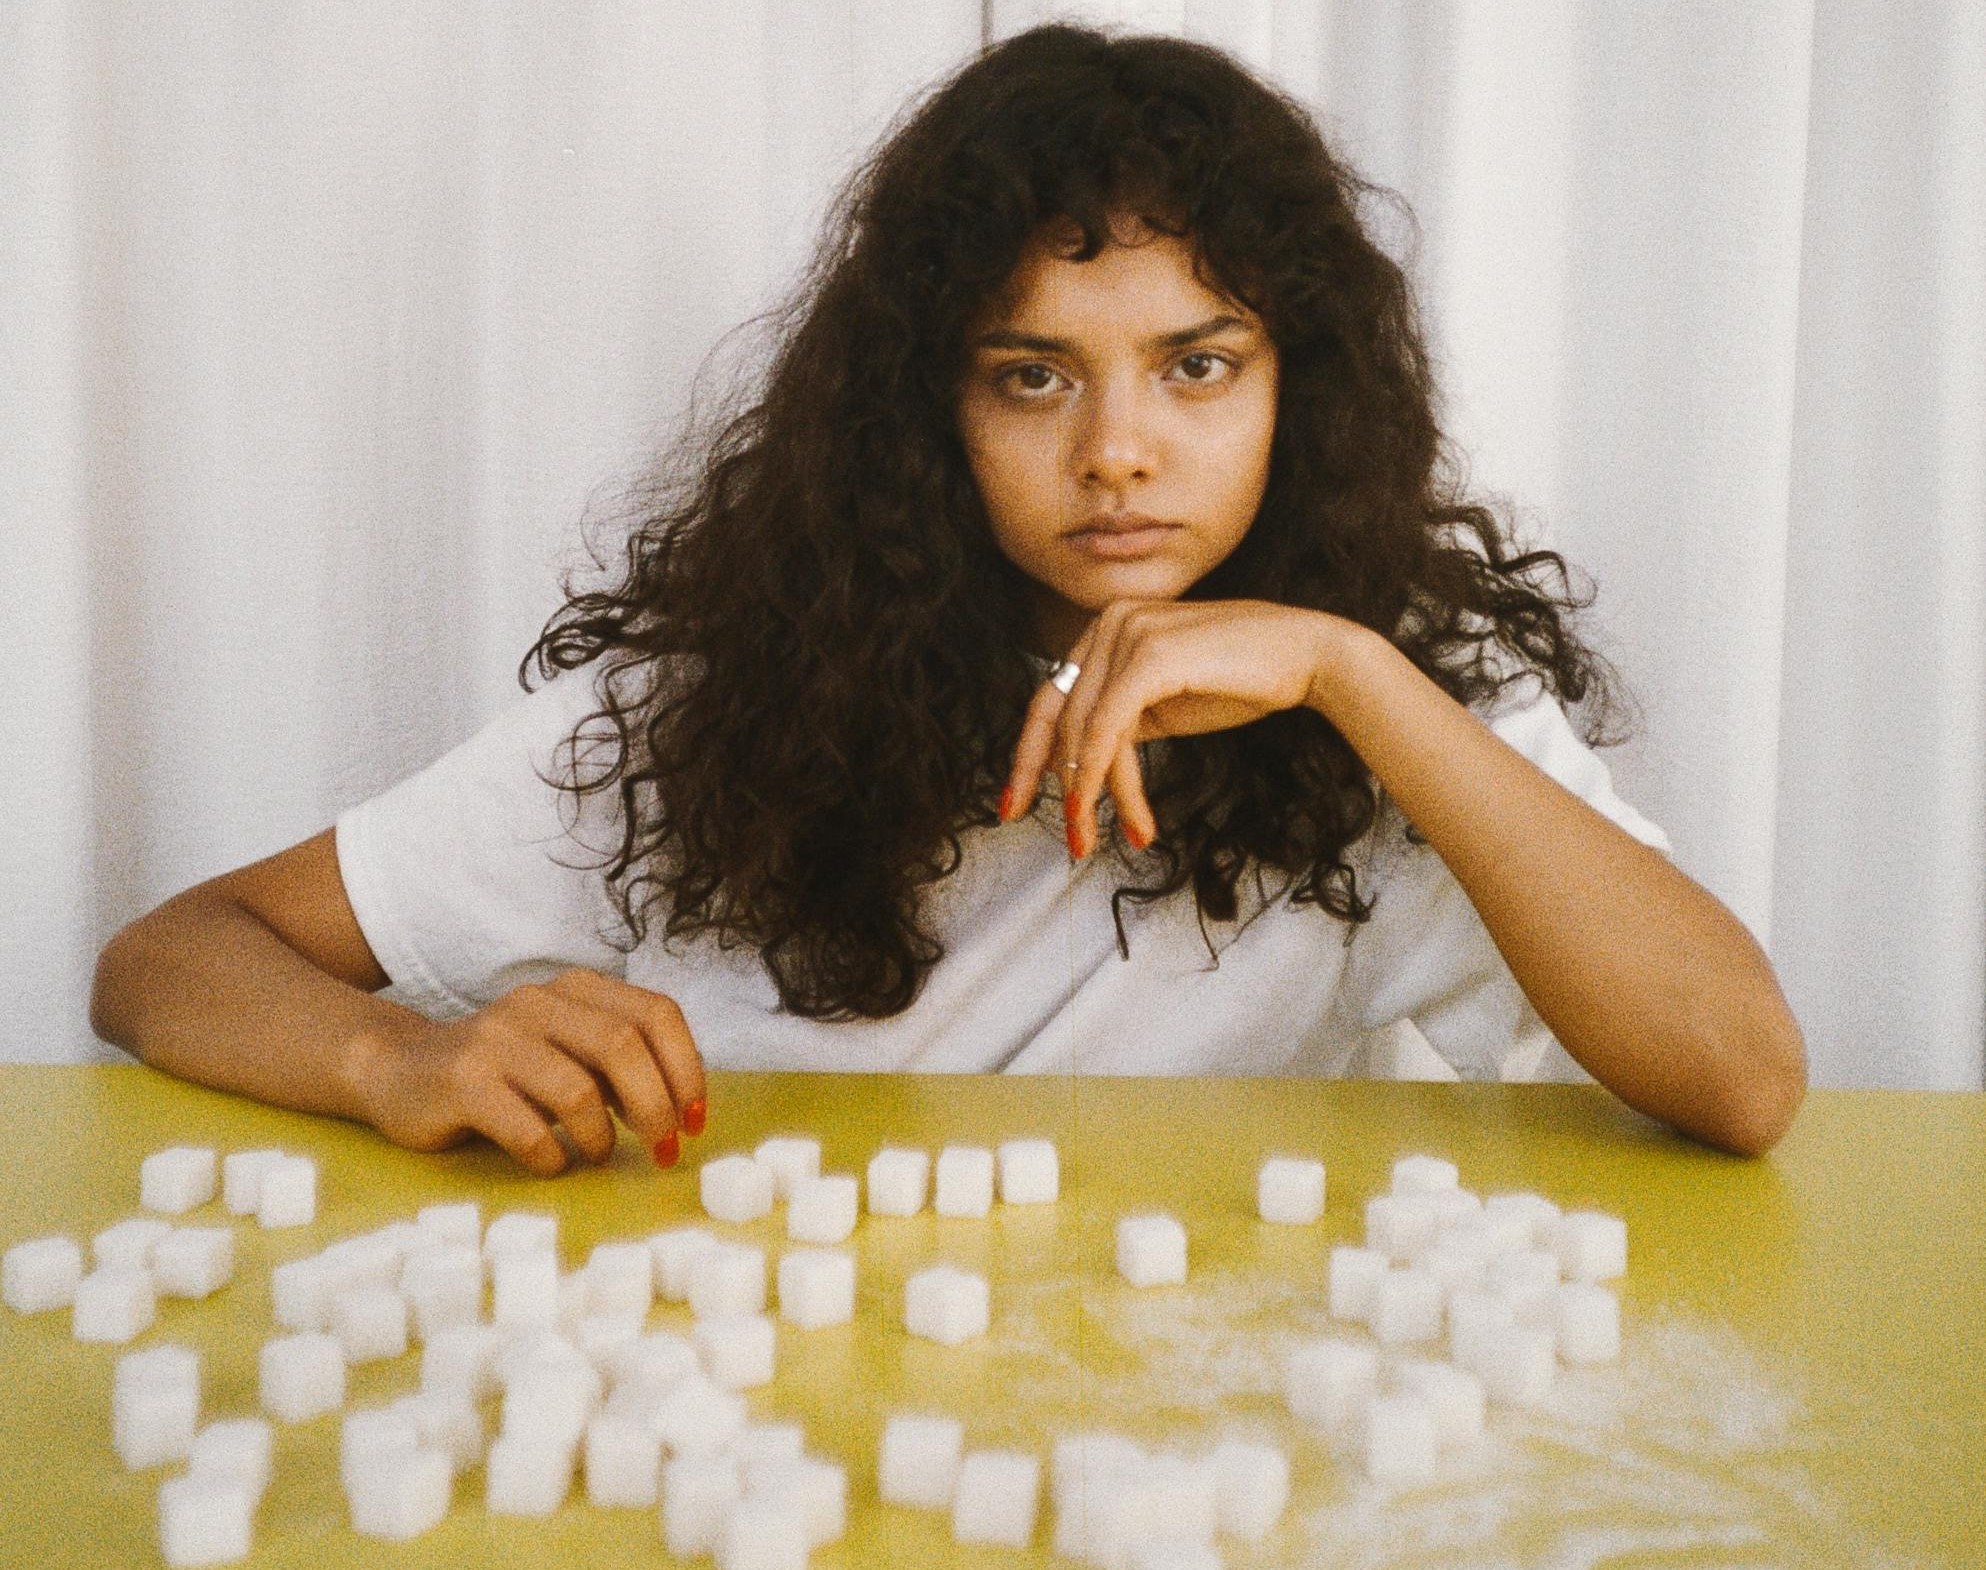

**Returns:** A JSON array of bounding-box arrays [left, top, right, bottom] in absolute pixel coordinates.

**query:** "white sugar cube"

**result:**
[[587, 1241, 656, 1318], [584, 1409, 662, 1507], [255, 1156, 316, 1228], [348, 1446, 452, 1539], [664, 1453, 743, 1557], [1364, 1192, 1438, 1262], [1429, 1188, 1483, 1228], [1116, 1213, 1187, 1287], [401, 1245, 482, 1341], [650, 1226, 720, 1301], [866, 1147, 929, 1215], [1555, 1282, 1621, 1363], [320, 1232, 404, 1295], [702, 1154, 776, 1223], [486, 1432, 576, 1515], [997, 1138, 1060, 1205], [750, 1455, 847, 1547], [221, 1150, 283, 1216], [609, 1331, 699, 1398], [557, 1268, 591, 1331], [94, 1217, 173, 1272], [952, 1448, 1040, 1547], [1395, 1358, 1486, 1447], [3, 1235, 82, 1313], [74, 1266, 156, 1342], [1484, 1190, 1561, 1248], [719, 1492, 808, 1570], [1089, 1454, 1217, 1567], [331, 1286, 408, 1364], [688, 1243, 767, 1321], [491, 1247, 559, 1328], [1390, 1153, 1459, 1195], [266, 1256, 328, 1333], [260, 1332, 346, 1421], [188, 1419, 274, 1501], [157, 1473, 253, 1568], [1371, 1266, 1444, 1344], [1447, 1285, 1517, 1374], [141, 1147, 218, 1215], [696, 1314, 776, 1389], [879, 1412, 964, 1509], [1328, 1244, 1387, 1321], [1551, 1210, 1628, 1283], [1257, 1157, 1326, 1224], [753, 1136, 822, 1200], [1132, 1546, 1223, 1570], [1417, 1242, 1488, 1301], [151, 1227, 234, 1299], [1286, 1337, 1378, 1429], [786, 1174, 858, 1244], [777, 1247, 855, 1329], [1049, 1432, 1146, 1559], [904, 1264, 989, 1346], [1477, 1321, 1557, 1406], [574, 1311, 645, 1367], [650, 1372, 748, 1458], [387, 1389, 485, 1472], [414, 1200, 481, 1248], [340, 1406, 420, 1493], [113, 1345, 200, 1468], [934, 1145, 995, 1217], [501, 1353, 602, 1444], [735, 1421, 806, 1476], [482, 1210, 557, 1259], [1207, 1436, 1288, 1540], [1485, 1248, 1562, 1324], [1362, 1392, 1438, 1483], [420, 1322, 503, 1401]]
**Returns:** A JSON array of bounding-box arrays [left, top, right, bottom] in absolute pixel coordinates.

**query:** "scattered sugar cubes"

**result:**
[[1364, 1192, 1438, 1263], [348, 1446, 452, 1540], [652, 1226, 720, 1301], [649, 1372, 747, 1458], [688, 1243, 767, 1321], [777, 1248, 855, 1329], [414, 1200, 481, 1249], [331, 1285, 409, 1363], [220, 1150, 283, 1216], [934, 1145, 995, 1218], [1116, 1213, 1187, 1287], [261, 1332, 346, 1422], [1207, 1436, 1289, 1541], [584, 1408, 662, 1507], [94, 1217, 172, 1273], [1395, 1359, 1486, 1448], [421, 1323, 504, 1403], [1485, 1248, 1562, 1324], [866, 1147, 930, 1215], [401, 1244, 482, 1340], [701, 1155, 776, 1224], [904, 1264, 989, 1346], [4, 1235, 82, 1313], [720, 1491, 809, 1569], [483, 1210, 557, 1260], [74, 1266, 156, 1343], [879, 1412, 964, 1509], [996, 1138, 1059, 1205], [158, 1472, 254, 1568], [952, 1448, 1040, 1547], [153, 1228, 234, 1299], [752, 1454, 848, 1548], [663, 1453, 743, 1557], [491, 1247, 559, 1329], [486, 1432, 577, 1516], [1257, 1156, 1326, 1224], [1476, 1320, 1557, 1407], [1286, 1337, 1378, 1429], [114, 1345, 200, 1469], [787, 1174, 858, 1244], [1552, 1210, 1628, 1283], [188, 1419, 274, 1502], [1050, 1432, 1146, 1560], [1362, 1391, 1439, 1484], [256, 1155, 317, 1228], [1484, 1191, 1561, 1250], [1555, 1282, 1622, 1363], [753, 1136, 822, 1201], [141, 1147, 218, 1215], [1390, 1153, 1459, 1195], [695, 1314, 776, 1389], [1447, 1285, 1517, 1374], [585, 1241, 655, 1319], [1328, 1244, 1387, 1321], [1370, 1266, 1443, 1345]]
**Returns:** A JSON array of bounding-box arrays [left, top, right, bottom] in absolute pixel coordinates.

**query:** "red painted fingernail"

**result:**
[[1066, 820, 1086, 859], [682, 1099, 707, 1137], [997, 784, 1013, 823], [653, 1131, 680, 1168], [1125, 819, 1151, 850]]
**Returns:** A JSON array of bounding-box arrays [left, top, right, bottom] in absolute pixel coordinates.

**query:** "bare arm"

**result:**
[[91, 829, 708, 1173]]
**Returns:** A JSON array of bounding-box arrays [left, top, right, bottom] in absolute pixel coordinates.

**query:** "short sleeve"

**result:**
[[334, 667, 631, 1019], [1336, 681, 1672, 1082]]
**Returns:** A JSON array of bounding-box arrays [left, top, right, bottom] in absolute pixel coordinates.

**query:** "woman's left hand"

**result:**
[[1000, 598, 1350, 856]]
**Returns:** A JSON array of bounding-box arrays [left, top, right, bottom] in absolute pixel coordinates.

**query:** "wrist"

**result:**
[[1302, 614, 1388, 720], [334, 1010, 423, 1128]]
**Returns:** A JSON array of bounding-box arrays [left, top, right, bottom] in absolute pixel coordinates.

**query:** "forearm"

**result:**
[[1309, 623, 1806, 1154], [90, 890, 423, 1123]]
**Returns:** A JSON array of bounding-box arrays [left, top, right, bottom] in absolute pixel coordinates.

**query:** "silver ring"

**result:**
[[1048, 660, 1081, 695]]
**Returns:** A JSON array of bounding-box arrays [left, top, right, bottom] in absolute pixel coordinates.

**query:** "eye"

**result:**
[[1171, 351, 1236, 385], [997, 362, 1066, 398]]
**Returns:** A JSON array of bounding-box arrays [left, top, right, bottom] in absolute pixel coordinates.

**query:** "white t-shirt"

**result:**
[[335, 663, 1670, 1081]]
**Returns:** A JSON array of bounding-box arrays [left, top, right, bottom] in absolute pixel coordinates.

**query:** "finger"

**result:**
[[1004, 621, 1100, 821], [1057, 605, 1142, 854], [463, 1077, 570, 1177], [1107, 739, 1157, 849], [549, 969, 710, 1140], [1069, 637, 1178, 845], [504, 1038, 619, 1165], [514, 978, 675, 1150]]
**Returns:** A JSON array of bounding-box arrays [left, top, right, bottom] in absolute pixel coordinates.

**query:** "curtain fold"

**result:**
[[4, 0, 1980, 1087]]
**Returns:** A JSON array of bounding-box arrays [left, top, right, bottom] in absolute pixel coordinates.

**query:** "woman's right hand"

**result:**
[[351, 967, 708, 1176]]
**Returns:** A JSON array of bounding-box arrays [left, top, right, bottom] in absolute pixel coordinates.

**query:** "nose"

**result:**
[[1073, 373, 1155, 489]]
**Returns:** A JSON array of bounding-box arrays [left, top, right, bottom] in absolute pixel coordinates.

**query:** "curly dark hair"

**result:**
[[524, 22, 1625, 1022]]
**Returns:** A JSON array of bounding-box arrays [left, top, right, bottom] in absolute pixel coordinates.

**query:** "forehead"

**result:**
[[979, 215, 1252, 334]]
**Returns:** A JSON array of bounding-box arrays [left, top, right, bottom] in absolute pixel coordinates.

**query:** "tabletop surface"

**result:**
[[0, 1066, 1980, 1568]]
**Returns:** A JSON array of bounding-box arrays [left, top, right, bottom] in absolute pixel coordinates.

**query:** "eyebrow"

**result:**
[[971, 313, 1254, 355]]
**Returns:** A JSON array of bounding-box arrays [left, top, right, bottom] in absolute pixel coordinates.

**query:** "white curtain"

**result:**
[[5, 1, 1981, 1089]]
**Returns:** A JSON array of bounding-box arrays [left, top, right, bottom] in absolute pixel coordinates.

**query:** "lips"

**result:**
[[1064, 513, 1183, 561]]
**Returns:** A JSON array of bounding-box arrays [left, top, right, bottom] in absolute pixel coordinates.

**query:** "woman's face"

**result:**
[[957, 215, 1279, 658]]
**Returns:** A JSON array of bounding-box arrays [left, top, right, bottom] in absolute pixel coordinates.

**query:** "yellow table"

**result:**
[[0, 1067, 1979, 1567]]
